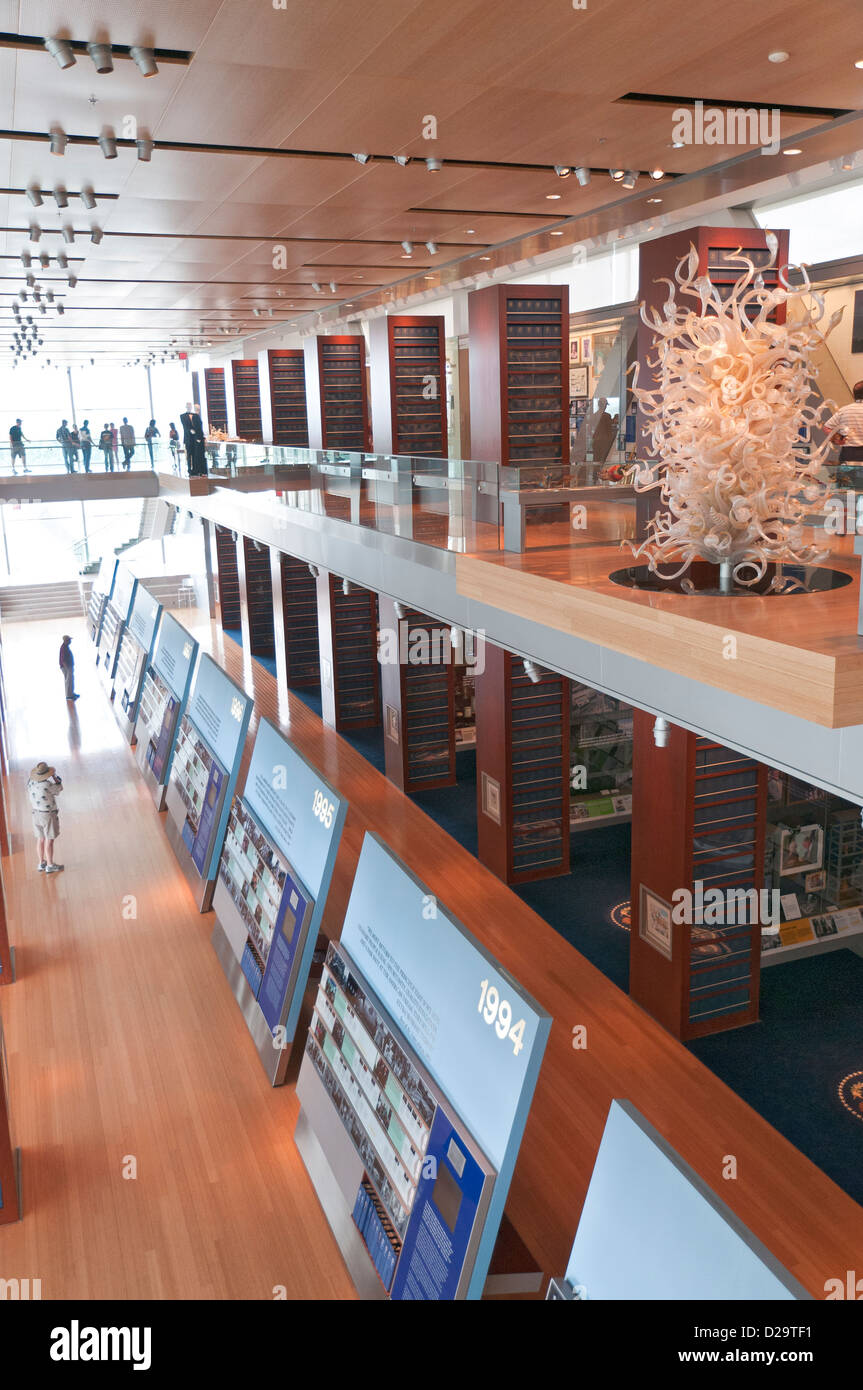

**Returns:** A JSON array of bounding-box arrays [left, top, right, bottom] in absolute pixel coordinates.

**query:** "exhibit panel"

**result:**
[[559, 1101, 809, 1300], [295, 832, 551, 1300], [112, 584, 163, 743], [86, 555, 118, 645], [134, 613, 199, 809], [211, 717, 347, 1084], [164, 653, 252, 911], [95, 563, 137, 698]]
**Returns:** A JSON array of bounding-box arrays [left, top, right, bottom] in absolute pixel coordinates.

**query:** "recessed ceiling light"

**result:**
[[554, 165, 571, 178], [783, 147, 802, 155], [424, 274, 434, 279], [546, 193, 561, 199], [855, 59, 863, 69], [647, 196, 662, 203], [649, 168, 665, 180], [465, 228, 475, 234], [768, 50, 789, 63], [550, 230, 564, 235], [480, 255, 491, 261], [668, 140, 685, 150]]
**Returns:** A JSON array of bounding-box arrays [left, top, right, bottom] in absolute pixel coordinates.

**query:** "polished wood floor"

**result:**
[[1, 608, 862, 1299]]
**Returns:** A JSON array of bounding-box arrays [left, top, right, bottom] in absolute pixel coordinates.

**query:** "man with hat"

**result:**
[[27, 761, 64, 874], [826, 381, 863, 491], [59, 634, 78, 702]]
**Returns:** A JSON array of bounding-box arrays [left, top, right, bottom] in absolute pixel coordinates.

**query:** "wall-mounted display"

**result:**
[[96, 563, 137, 696], [569, 365, 589, 397], [163, 653, 251, 910], [777, 823, 824, 876], [211, 718, 346, 1083], [295, 833, 551, 1300], [87, 554, 118, 644], [112, 584, 162, 742], [134, 612, 198, 808], [639, 886, 673, 960], [570, 682, 633, 829]]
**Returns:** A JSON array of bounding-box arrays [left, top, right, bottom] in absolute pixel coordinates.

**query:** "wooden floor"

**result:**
[[1, 608, 862, 1300]]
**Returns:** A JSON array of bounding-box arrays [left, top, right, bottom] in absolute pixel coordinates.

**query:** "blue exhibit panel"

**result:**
[[391, 1108, 486, 1301], [150, 694, 179, 782], [152, 613, 197, 701], [564, 1101, 810, 1300], [111, 564, 137, 624], [187, 653, 250, 775], [337, 833, 551, 1299], [93, 554, 118, 600], [126, 584, 161, 654]]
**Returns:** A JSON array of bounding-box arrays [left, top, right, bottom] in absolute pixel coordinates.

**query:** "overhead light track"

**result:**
[[0, 32, 192, 66]]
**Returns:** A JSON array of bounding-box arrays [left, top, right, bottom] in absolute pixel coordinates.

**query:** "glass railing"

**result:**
[[0, 439, 174, 473]]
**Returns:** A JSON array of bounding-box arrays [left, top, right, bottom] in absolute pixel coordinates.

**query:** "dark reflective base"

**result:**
[[608, 560, 854, 596]]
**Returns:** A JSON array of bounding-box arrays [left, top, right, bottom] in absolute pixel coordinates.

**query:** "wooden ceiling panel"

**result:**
[[192, 203, 315, 237], [196, 0, 416, 75]]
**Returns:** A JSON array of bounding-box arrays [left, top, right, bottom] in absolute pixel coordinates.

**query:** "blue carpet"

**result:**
[[690, 949, 863, 1208]]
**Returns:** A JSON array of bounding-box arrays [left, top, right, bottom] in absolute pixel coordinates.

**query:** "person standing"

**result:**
[[27, 761, 64, 874], [180, 402, 207, 477], [144, 419, 160, 468], [68, 425, 80, 470], [99, 424, 113, 471], [827, 382, 863, 491], [168, 422, 180, 470], [9, 419, 29, 473], [120, 417, 135, 469], [79, 420, 93, 473], [59, 634, 78, 702], [110, 422, 119, 469], [56, 418, 73, 472]]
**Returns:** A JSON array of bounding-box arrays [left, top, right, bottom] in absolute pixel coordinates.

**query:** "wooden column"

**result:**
[[277, 554, 320, 690], [379, 596, 456, 794], [240, 537, 275, 657], [0, 1002, 17, 1220], [629, 709, 767, 1040], [475, 643, 570, 884], [315, 570, 381, 731], [213, 524, 241, 631]]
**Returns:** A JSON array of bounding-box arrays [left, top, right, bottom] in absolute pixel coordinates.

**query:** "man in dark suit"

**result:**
[[180, 402, 207, 476]]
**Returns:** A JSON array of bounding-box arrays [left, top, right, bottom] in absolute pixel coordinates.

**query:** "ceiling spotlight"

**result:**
[[57, 304, 64, 315], [841, 154, 856, 170], [53, 187, 69, 208], [554, 165, 572, 178], [574, 166, 591, 186], [33, 288, 41, 302], [783, 147, 803, 155], [38, 304, 46, 315], [130, 45, 158, 77], [26, 186, 43, 207], [647, 195, 663, 203], [88, 42, 114, 74], [56, 252, 68, 268], [20, 250, 32, 268], [621, 171, 637, 188], [62, 226, 75, 244], [308, 563, 319, 579], [329, 280, 337, 293], [67, 274, 78, 288], [522, 659, 543, 684], [136, 136, 154, 162], [80, 186, 97, 209], [649, 168, 665, 180], [252, 307, 261, 317], [425, 240, 438, 254], [609, 169, 625, 181], [45, 36, 76, 69], [311, 281, 322, 293], [26, 272, 35, 287], [768, 50, 789, 63], [90, 227, 103, 244], [393, 601, 407, 620], [352, 153, 371, 164], [392, 154, 410, 166], [401, 239, 413, 254], [425, 157, 442, 172], [46, 289, 55, 302], [341, 578, 353, 595], [29, 223, 42, 242], [39, 252, 50, 268], [669, 139, 685, 150], [18, 291, 27, 302], [98, 132, 118, 160]]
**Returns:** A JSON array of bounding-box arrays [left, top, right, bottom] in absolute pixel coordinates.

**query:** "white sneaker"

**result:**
[[45, 863, 64, 874], [37, 861, 46, 872]]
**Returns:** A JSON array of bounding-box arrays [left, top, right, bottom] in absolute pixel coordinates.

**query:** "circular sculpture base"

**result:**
[[608, 561, 853, 597]]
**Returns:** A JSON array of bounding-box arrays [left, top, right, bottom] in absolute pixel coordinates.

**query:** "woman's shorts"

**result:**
[[32, 811, 59, 840]]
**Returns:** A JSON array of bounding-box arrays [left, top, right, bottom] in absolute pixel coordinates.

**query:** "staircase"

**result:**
[[0, 579, 92, 623]]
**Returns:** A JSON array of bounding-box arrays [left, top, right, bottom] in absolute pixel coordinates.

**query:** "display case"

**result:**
[[267, 349, 309, 446], [379, 598, 456, 795], [204, 367, 229, 433], [304, 335, 370, 451], [468, 283, 568, 489], [369, 315, 448, 457], [231, 359, 264, 442], [570, 683, 633, 829]]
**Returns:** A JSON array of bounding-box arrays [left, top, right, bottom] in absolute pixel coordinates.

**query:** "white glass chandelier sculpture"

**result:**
[[629, 236, 842, 587]]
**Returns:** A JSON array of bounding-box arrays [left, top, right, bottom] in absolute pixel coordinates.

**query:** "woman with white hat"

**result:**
[[27, 761, 64, 874]]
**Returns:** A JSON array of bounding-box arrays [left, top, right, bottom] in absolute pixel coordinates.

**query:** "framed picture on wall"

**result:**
[[569, 337, 581, 363], [580, 336, 593, 364], [569, 365, 589, 397], [778, 823, 824, 877], [639, 885, 673, 960]]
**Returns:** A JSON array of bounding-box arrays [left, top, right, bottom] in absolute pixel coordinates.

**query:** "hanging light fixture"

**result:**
[[56, 251, 68, 268], [311, 282, 321, 293], [352, 153, 370, 164], [27, 186, 43, 206], [425, 157, 442, 172], [53, 187, 69, 208], [98, 132, 118, 160], [130, 45, 158, 77], [554, 165, 572, 178], [67, 273, 78, 288], [401, 239, 413, 255], [39, 252, 50, 269], [44, 36, 76, 69], [90, 226, 103, 244], [136, 136, 154, 162], [20, 250, 32, 267], [29, 223, 42, 241], [80, 187, 97, 209], [49, 128, 68, 156], [392, 154, 410, 166], [62, 226, 75, 244], [575, 166, 592, 186], [87, 42, 114, 74], [621, 170, 637, 188]]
